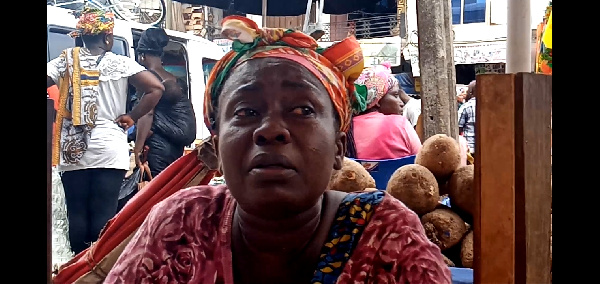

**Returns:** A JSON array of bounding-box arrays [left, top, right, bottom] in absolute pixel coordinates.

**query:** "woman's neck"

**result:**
[[85, 45, 107, 56], [234, 196, 323, 255], [145, 57, 164, 72]]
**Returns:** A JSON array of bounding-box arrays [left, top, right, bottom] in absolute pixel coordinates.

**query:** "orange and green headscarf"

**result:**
[[69, 6, 115, 38], [204, 16, 365, 134]]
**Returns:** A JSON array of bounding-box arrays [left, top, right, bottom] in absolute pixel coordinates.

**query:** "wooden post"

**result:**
[[474, 73, 552, 284], [416, 0, 458, 141], [47, 98, 54, 283]]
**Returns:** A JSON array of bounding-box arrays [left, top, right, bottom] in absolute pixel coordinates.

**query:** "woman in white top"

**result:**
[[46, 7, 164, 254]]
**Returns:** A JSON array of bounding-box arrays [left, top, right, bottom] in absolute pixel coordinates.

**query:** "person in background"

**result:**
[[456, 87, 467, 110], [105, 16, 451, 284], [395, 72, 421, 128], [347, 63, 421, 160], [458, 80, 477, 154], [46, 6, 164, 254], [133, 27, 197, 178], [116, 28, 198, 212]]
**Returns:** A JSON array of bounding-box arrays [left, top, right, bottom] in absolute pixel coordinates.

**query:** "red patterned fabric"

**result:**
[[105, 186, 451, 283]]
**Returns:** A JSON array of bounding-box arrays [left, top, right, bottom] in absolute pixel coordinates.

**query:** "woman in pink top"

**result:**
[[347, 63, 422, 160]]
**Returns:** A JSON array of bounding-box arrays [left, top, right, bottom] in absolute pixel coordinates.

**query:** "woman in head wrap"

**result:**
[[347, 63, 422, 160], [46, 7, 164, 255], [106, 16, 450, 284], [131, 28, 197, 179]]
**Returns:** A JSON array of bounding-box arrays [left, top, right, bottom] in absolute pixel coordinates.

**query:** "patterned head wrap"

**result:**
[[69, 7, 115, 38], [204, 16, 364, 134], [354, 62, 399, 110]]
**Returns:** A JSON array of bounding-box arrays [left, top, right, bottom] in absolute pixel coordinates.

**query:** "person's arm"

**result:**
[[127, 71, 164, 122], [134, 109, 154, 167], [399, 89, 412, 104], [392, 209, 452, 283], [47, 76, 56, 88], [360, 197, 452, 284]]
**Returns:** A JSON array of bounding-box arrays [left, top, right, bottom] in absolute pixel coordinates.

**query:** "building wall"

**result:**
[[403, 0, 549, 74]]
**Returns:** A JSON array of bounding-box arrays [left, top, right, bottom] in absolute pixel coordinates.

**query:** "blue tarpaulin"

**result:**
[[395, 73, 417, 95]]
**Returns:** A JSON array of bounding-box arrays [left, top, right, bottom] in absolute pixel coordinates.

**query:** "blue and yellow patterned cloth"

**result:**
[[311, 190, 385, 284]]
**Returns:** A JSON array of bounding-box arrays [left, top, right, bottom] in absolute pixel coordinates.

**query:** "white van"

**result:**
[[47, 5, 225, 141]]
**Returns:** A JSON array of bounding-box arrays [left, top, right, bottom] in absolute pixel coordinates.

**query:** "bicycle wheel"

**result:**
[[108, 0, 166, 26]]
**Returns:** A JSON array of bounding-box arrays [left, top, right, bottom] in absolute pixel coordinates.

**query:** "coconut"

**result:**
[[421, 208, 468, 251], [415, 134, 462, 182], [461, 231, 474, 268], [328, 158, 375, 192], [386, 164, 439, 215], [447, 165, 475, 216]]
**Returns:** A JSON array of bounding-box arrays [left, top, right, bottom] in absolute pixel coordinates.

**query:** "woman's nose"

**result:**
[[253, 116, 291, 146]]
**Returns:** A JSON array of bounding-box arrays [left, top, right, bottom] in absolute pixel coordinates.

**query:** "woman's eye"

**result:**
[[234, 108, 258, 117], [292, 106, 315, 116]]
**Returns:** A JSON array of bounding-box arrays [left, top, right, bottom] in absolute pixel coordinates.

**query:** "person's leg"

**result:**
[[87, 168, 126, 244], [60, 169, 92, 255]]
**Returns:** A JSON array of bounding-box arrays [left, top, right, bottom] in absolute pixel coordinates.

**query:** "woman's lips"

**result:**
[[249, 166, 296, 179]]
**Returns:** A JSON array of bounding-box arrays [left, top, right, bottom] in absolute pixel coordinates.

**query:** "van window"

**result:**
[[202, 58, 218, 84], [47, 25, 129, 62], [163, 41, 190, 100]]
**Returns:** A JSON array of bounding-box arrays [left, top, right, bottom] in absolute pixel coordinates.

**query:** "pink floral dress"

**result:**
[[105, 186, 451, 283]]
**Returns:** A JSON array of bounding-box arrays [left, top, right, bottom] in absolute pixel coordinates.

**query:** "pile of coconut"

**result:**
[[328, 134, 476, 268], [388, 134, 476, 268]]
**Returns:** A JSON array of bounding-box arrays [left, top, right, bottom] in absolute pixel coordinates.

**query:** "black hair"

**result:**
[[137, 28, 169, 57]]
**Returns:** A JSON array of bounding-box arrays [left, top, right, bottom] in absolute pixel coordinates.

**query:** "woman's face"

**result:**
[[215, 57, 346, 219], [378, 85, 404, 115]]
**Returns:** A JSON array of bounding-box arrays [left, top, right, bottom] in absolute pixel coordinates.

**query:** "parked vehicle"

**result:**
[[47, 4, 225, 142]]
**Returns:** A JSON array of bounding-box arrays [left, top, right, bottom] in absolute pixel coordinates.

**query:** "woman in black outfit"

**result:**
[[119, 28, 197, 211]]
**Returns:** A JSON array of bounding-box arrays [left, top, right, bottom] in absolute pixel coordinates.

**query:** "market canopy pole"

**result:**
[[506, 0, 532, 73], [262, 0, 267, 27], [416, 0, 458, 140]]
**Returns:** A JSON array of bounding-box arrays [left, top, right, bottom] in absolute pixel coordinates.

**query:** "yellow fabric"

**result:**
[[542, 11, 552, 49]]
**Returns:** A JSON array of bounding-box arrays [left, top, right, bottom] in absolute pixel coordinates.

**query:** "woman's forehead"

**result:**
[[224, 58, 325, 90]]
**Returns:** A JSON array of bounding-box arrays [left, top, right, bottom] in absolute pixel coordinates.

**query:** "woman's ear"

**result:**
[[212, 135, 224, 174], [334, 131, 347, 170]]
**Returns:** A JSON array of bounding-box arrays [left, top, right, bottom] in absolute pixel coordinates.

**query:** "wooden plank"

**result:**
[[474, 74, 516, 284], [474, 73, 552, 283], [47, 98, 54, 283], [514, 73, 552, 283]]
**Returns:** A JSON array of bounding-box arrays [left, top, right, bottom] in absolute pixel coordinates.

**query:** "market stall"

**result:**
[[535, 1, 552, 75]]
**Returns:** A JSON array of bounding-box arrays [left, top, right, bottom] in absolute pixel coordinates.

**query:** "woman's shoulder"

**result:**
[[154, 185, 231, 211], [342, 190, 422, 227], [99, 52, 145, 80], [374, 191, 423, 226], [341, 192, 452, 283], [148, 185, 232, 226]]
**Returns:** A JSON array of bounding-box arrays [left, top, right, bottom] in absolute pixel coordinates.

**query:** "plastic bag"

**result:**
[[52, 167, 74, 269], [118, 167, 142, 201]]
